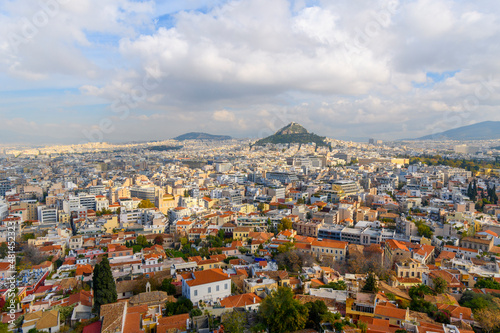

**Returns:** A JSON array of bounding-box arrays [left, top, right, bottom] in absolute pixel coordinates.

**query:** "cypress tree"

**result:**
[[93, 257, 117, 313]]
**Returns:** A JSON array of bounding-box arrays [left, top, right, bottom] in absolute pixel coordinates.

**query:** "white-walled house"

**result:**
[[181, 268, 231, 305]]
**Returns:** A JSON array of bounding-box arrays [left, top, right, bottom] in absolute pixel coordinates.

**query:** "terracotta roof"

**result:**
[[68, 290, 93, 307], [312, 239, 347, 249], [437, 304, 473, 321], [82, 321, 102, 333], [100, 302, 125, 333], [157, 313, 190, 333], [386, 239, 409, 252], [124, 312, 144, 333], [183, 268, 230, 287], [374, 304, 407, 320], [36, 310, 59, 330], [220, 293, 262, 308]]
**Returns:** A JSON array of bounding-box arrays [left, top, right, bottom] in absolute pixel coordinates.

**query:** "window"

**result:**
[[208, 287, 211, 293], [225, 283, 228, 290], [216, 285, 219, 292], [194, 290, 198, 296]]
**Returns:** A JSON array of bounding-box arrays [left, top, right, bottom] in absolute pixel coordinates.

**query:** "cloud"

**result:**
[[212, 109, 236, 122], [1, 0, 500, 143]]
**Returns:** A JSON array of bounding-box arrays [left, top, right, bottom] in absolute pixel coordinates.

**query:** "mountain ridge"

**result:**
[[411, 121, 500, 140], [173, 132, 232, 141]]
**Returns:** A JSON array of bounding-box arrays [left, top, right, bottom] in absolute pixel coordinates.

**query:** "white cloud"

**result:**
[[2, 0, 500, 143], [212, 109, 236, 122]]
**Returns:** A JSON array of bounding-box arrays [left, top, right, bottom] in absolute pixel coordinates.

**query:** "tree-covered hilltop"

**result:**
[[254, 122, 328, 147]]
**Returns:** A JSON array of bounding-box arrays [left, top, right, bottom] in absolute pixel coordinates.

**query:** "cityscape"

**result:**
[[2, 1, 500, 333]]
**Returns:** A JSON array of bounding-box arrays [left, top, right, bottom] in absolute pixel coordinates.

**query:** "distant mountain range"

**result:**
[[173, 132, 232, 141], [412, 121, 500, 141], [253, 122, 328, 146]]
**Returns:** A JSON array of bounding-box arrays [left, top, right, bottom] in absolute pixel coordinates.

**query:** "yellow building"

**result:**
[[243, 277, 277, 298], [233, 227, 251, 241], [395, 259, 428, 280], [345, 293, 378, 320], [103, 216, 119, 233], [59, 212, 70, 224]]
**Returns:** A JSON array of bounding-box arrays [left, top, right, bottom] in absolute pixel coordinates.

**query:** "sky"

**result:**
[[1, 0, 500, 145]]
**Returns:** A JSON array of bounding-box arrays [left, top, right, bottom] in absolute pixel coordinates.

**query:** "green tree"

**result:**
[[277, 218, 293, 232], [416, 223, 433, 238], [222, 310, 248, 333], [165, 297, 193, 316], [459, 290, 500, 311], [161, 278, 176, 295], [92, 257, 117, 313], [319, 280, 346, 290], [409, 284, 433, 299], [475, 277, 500, 290], [137, 199, 155, 209], [305, 300, 330, 330], [258, 287, 308, 333], [22, 233, 36, 242], [362, 272, 378, 293], [136, 235, 150, 248], [0, 243, 7, 259], [357, 321, 368, 333], [433, 277, 448, 294], [191, 308, 202, 317], [0, 323, 10, 333]]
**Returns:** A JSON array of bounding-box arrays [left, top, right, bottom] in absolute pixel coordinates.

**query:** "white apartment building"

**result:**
[[181, 268, 231, 305]]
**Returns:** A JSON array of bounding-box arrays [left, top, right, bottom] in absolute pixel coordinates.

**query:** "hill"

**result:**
[[254, 122, 328, 146], [173, 132, 232, 141], [413, 121, 500, 140]]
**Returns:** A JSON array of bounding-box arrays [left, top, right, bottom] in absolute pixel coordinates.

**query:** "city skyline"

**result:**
[[2, 0, 500, 144]]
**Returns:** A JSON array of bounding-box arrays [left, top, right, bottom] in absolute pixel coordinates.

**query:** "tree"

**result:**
[[433, 277, 448, 294], [434, 309, 451, 324], [258, 287, 308, 333], [409, 284, 433, 299], [417, 223, 433, 238], [161, 278, 176, 295], [92, 257, 117, 313], [319, 280, 346, 290], [0, 323, 10, 333], [277, 218, 292, 232], [475, 277, 500, 290], [459, 290, 500, 311], [191, 308, 202, 317], [362, 272, 378, 293], [275, 250, 313, 272], [154, 235, 164, 245], [137, 199, 155, 209], [22, 245, 48, 265], [238, 247, 250, 254], [0, 243, 7, 259], [357, 321, 368, 333], [136, 235, 150, 248], [474, 308, 500, 333], [222, 310, 248, 333], [165, 297, 193, 316], [305, 300, 329, 330]]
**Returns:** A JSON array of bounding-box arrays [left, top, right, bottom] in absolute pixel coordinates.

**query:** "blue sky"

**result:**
[[1, 0, 500, 144]]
